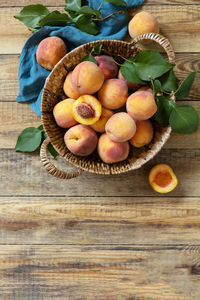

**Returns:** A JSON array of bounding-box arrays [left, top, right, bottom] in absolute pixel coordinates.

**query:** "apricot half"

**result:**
[[72, 95, 102, 125], [149, 164, 178, 193]]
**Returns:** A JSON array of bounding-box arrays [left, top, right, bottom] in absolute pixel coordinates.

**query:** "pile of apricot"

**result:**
[[53, 55, 158, 164]]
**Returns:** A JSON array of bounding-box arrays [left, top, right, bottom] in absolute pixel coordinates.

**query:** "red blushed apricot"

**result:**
[[64, 125, 98, 156], [126, 91, 157, 121], [149, 164, 178, 193], [36, 36, 67, 70], [138, 86, 153, 94], [95, 55, 118, 80], [91, 108, 114, 133], [72, 95, 102, 125], [63, 71, 81, 100], [129, 120, 154, 148], [128, 12, 159, 42], [53, 98, 78, 129], [118, 69, 141, 91], [71, 61, 104, 95], [98, 79, 128, 110], [98, 133, 129, 164], [106, 112, 136, 142]]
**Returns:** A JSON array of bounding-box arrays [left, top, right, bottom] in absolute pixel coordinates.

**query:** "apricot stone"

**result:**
[[95, 55, 118, 80], [126, 90, 157, 121], [98, 79, 128, 110], [118, 69, 141, 91], [98, 133, 129, 164], [63, 71, 81, 100], [129, 120, 154, 147], [64, 125, 98, 156], [149, 164, 178, 193], [106, 112, 136, 142], [53, 98, 78, 129], [72, 95, 102, 125], [36, 36, 67, 70], [91, 108, 114, 133], [128, 12, 159, 41], [72, 61, 104, 95]]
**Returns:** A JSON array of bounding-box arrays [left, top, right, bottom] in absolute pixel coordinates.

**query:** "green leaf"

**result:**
[[154, 96, 175, 126], [14, 4, 49, 29], [104, 0, 127, 7], [37, 125, 44, 131], [15, 127, 42, 152], [82, 54, 97, 64], [74, 14, 99, 35], [121, 59, 145, 85], [92, 44, 103, 55], [175, 71, 196, 98], [169, 105, 199, 134], [134, 50, 174, 81], [65, 0, 81, 11], [153, 79, 162, 97], [76, 6, 100, 17], [47, 143, 58, 159], [159, 69, 179, 92], [39, 11, 71, 27]]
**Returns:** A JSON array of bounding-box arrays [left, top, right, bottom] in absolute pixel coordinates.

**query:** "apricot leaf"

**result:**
[[65, 0, 81, 11], [121, 59, 145, 85], [153, 79, 162, 97], [159, 69, 179, 92], [82, 54, 97, 64], [73, 14, 99, 35], [104, 0, 127, 7], [39, 11, 71, 27], [92, 44, 103, 55], [154, 96, 175, 126], [175, 71, 196, 98], [15, 127, 42, 152]]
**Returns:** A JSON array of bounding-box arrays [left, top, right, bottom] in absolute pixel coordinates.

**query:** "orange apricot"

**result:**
[[63, 71, 81, 100], [138, 86, 153, 94], [129, 120, 154, 148], [149, 164, 178, 193], [95, 55, 118, 80], [91, 108, 114, 133], [53, 98, 78, 128]]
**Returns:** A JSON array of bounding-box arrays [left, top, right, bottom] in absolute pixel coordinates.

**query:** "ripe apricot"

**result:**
[[98, 79, 128, 110], [53, 98, 78, 128], [63, 71, 81, 100], [138, 86, 153, 94], [126, 90, 157, 121], [64, 125, 98, 156], [149, 164, 178, 193], [91, 108, 114, 133], [71, 61, 104, 95], [98, 133, 129, 164], [72, 95, 102, 125], [118, 68, 141, 91], [128, 12, 159, 41], [95, 55, 118, 80], [106, 112, 136, 142], [36, 36, 67, 70], [129, 120, 154, 148]]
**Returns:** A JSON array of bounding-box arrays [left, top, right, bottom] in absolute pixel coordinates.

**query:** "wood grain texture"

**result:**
[[0, 148, 199, 197], [0, 245, 199, 299], [0, 53, 199, 101], [0, 5, 200, 54], [1, 197, 200, 245]]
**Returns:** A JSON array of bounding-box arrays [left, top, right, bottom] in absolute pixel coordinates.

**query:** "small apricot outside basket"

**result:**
[[40, 33, 175, 179]]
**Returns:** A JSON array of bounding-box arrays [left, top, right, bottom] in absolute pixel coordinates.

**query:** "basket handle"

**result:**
[[130, 33, 175, 63], [40, 138, 83, 179]]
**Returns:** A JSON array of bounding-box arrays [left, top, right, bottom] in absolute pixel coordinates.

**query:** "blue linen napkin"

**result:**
[[16, 0, 144, 116]]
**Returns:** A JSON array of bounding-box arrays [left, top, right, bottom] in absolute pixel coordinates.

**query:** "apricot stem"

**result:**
[[94, 10, 124, 22], [97, 0, 104, 11]]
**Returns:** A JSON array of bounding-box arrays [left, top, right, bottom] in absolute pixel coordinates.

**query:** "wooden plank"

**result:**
[[1, 197, 200, 245], [0, 101, 199, 149], [0, 245, 199, 299], [0, 148, 199, 197], [0, 6, 200, 54], [0, 53, 199, 102]]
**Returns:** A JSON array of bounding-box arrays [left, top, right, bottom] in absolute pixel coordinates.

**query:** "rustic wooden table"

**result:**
[[0, 0, 200, 299]]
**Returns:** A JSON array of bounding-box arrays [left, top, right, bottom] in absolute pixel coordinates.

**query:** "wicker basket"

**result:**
[[40, 33, 175, 179]]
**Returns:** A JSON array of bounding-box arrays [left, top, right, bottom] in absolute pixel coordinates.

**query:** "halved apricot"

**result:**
[[149, 164, 178, 193], [72, 95, 102, 125]]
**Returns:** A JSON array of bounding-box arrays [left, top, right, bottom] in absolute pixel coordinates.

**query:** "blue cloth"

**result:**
[[17, 0, 144, 116]]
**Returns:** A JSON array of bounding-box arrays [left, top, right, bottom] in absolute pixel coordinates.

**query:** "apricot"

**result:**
[[72, 95, 102, 125], [149, 164, 178, 193], [36, 36, 67, 70], [128, 12, 159, 41], [64, 125, 98, 156], [98, 79, 128, 110], [71, 61, 104, 94], [53, 98, 78, 128], [118, 68, 141, 91], [105, 112, 136, 142], [98, 133, 129, 164], [95, 55, 118, 80], [138, 86, 153, 94], [126, 91, 157, 121], [91, 108, 114, 133], [129, 120, 154, 148], [63, 71, 81, 100]]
